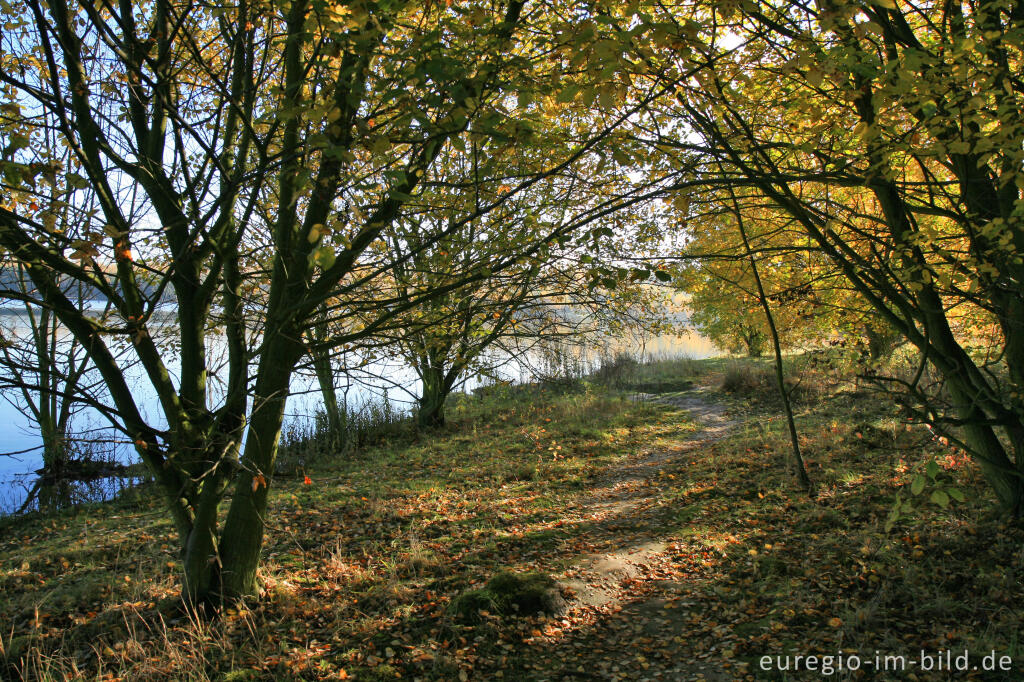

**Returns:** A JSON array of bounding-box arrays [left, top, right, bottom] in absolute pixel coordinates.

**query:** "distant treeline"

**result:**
[[0, 266, 170, 306]]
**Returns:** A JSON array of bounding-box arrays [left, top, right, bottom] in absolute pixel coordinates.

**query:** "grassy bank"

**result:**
[[1, 356, 1022, 680]]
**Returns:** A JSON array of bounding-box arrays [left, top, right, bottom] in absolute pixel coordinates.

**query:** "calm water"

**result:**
[[0, 312, 716, 514]]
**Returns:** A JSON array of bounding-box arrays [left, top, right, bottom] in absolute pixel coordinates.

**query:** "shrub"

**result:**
[[721, 363, 775, 396], [592, 352, 641, 388]]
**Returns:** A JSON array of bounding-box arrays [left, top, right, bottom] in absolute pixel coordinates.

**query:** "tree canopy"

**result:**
[[624, 0, 1024, 514]]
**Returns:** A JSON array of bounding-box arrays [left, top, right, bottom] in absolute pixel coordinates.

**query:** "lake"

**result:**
[[0, 312, 717, 514]]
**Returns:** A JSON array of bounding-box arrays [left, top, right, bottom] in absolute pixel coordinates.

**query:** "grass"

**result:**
[[448, 571, 564, 622], [276, 396, 411, 474], [0, 380, 686, 680], [1, 354, 1022, 680], [591, 352, 706, 394]]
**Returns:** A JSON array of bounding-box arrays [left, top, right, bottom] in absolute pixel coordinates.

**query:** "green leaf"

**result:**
[[66, 173, 90, 190], [930, 489, 950, 508], [884, 502, 900, 532], [310, 246, 336, 270], [598, 88, 617, 109], [631, 268, 651, 281], [384, 169, 407, 186], [654, 270, 672, 282], [947, 487, 965, 502], [925, 460, 940, 479], [910, 475, 926, 496], [2, 161, 24, 184], [581, 86, 597, 107], [556, 85, 579, 104], [6, 133, 30, 154]]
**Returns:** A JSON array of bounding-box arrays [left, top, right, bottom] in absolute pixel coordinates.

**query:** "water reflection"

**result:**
[[5, 472, 145, 515], [0, 325, 718, 516]]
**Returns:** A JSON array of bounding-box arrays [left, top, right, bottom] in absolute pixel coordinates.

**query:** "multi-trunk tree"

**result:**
[[381, 124, 666, 427], [0, 0, 559, 604], [0, 267, 103, 474]]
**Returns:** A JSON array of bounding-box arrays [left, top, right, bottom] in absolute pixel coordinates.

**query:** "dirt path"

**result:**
[[523, 387, 745, 681], [559, 388, 739, 612]]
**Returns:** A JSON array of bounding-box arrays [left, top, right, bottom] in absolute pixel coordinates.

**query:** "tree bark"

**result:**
[[417, 364, 449, 429], [311, 346, 345, 444], [215, 334, 304, 601]]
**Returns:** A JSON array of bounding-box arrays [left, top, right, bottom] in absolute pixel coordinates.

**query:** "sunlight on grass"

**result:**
[[2, 358, 1022, 680]]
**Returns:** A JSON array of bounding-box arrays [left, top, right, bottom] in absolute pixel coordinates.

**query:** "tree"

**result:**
[[0, 0, 560, 604], [725, 184, 812, 492], [0, 116, 132, 510], [672, 194, 895, 359], [0, 267, 97, 474], [378, 124, 662, 427], [293, 34, 678, 433], [626, 0, 1024, 512]]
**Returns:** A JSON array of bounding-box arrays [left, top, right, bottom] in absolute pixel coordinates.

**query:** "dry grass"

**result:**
[[1, 382, 686, 681], [2, 357, 1022, 680]]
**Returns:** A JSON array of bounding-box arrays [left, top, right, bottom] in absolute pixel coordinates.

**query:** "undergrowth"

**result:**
[[1, 355, 1021, 681]]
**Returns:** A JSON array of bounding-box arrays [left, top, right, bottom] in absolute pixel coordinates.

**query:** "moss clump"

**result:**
[[449, 571, 566, 622], [448, 588, 497, 621]]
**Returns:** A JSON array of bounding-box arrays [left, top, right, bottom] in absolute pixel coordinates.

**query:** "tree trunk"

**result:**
[[940, 362, 1023, 516], [311, 346, 345, 444], [741, 326, 765, 358], [215, 337, 303, 601], [39, 413, 68, 474], [863, 322, 898, 361], [181, 498, 222, 607], [729, 187, 812, 493], [417, 364, 448, 429]]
